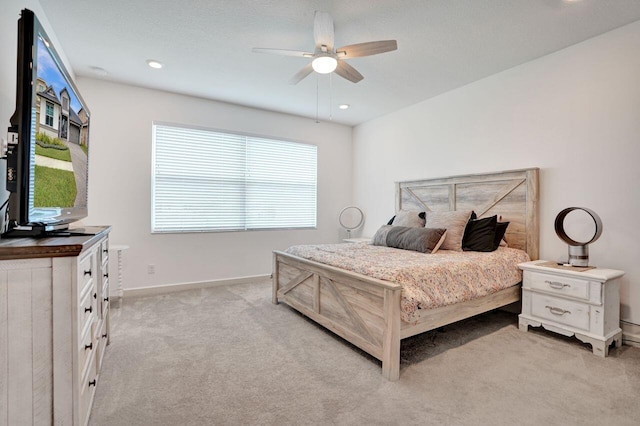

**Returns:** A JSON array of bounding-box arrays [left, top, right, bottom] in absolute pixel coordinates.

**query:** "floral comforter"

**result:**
[[285, 243, 530, 324]]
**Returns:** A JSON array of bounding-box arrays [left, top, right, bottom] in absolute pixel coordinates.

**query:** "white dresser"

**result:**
[[0, 227, 111, 425], [518, 260, 624, 357]]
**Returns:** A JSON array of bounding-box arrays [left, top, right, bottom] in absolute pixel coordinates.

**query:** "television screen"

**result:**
[[31, 34, 89, 217], [4, 9, 90, 236]]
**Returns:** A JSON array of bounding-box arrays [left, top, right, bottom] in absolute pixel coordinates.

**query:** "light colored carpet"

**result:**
[[90, 280, 640, 425]]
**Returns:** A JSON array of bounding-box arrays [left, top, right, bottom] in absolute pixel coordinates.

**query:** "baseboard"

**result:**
[[123, 274, 270, 298], [622, 321, 640, 348]]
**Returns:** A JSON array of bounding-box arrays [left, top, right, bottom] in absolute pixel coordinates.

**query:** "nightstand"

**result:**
[[518, 260, 624, 357], [343, 237, 372, 244]]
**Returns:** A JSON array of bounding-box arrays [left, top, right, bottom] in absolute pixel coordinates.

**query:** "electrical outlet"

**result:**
[[147, 264, 155, 274]]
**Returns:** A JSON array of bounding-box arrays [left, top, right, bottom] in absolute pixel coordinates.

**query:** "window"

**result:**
[[45, 102, 54, 126], [152, 123, 317, 233]]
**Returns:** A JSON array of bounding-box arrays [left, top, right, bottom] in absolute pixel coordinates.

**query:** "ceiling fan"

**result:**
[[252, 11, 397, 84]]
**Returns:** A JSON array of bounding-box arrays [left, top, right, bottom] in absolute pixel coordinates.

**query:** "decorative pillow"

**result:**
[[424, 210, 472, 251], [372, 225, 393, 246], [374, 226, 447, 253], [390, 210, 426, 227], [494, 221, 510, 250], [463, 215, 498, 252], [430, 230, 448, 254]]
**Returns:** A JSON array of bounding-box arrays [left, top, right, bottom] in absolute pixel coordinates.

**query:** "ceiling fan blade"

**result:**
[[252, 48, 313, 57], [289, 63, 314, 84], [336, 40, 398, 58], [335, 60, 364, 83], [314, 11, 334, 50]]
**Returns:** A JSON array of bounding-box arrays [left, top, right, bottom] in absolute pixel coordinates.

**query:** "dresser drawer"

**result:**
[[78, 318, 95, 383], [101, 290, 109, 320], [95, 317, 109, 370], [78, 284, 96, 333], [78, 349, 97, 426], [78, 251, 96, 296], [531, 293, 590, 331], [100, 238, 109, 266], [524, 270, 594, 302]]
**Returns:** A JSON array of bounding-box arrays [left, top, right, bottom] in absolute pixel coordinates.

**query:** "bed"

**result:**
[[272, 168, 539, 380]]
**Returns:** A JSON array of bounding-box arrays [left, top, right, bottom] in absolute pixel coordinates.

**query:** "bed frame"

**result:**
[[272, 168, 539, 380]]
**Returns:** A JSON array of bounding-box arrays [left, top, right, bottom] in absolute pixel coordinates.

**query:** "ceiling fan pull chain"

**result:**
[[315, 73, 320, 124], [329, 72, 333, 121]]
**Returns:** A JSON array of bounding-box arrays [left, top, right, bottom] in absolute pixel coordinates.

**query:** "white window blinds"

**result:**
[[152, 124, 317, 233]]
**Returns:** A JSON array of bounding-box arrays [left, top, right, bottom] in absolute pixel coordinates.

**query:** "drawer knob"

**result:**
[[88, 379, 96, 387], [545, 305, 571, 316], [103, 249, 108, 254], [93, 292, 97, 299], [104, 272, 109, 278], [85, 343, 93, 350], [545, 280, 570, 290], [104, 296, 110, 302], [102, 333, 108, 339], [84, 269, 92, 277], [85, 306, 92, 313]]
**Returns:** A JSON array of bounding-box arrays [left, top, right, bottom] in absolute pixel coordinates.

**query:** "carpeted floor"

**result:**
[[89, 280, 640, 425]]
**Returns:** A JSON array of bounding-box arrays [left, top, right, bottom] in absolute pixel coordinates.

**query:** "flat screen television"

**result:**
[[4, 9, 90, 237]]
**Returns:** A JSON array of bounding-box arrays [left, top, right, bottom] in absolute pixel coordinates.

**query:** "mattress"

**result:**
[[285, 243, 530, 323]]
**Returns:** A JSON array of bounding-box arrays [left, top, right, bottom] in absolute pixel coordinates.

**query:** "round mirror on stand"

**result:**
[[554, 207, 603, 267], [339, 206, 365, 239]]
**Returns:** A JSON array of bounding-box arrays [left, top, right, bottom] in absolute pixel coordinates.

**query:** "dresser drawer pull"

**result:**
[[102, 333, 108, 339], [104, 296, 109, 302], [84, 306, 92, 313], [84, 269, 92, 277], [85, 343, 93, 350], [104, 272, 109, 278], [93, 292, 97, 299], [545, 280, 570, 290], [103, 249, 108, 254], [545, 305, 571, 316], [88, 379, 96, 387]]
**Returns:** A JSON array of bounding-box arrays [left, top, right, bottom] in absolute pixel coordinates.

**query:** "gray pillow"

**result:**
[[373, 225, 447, 253], [373, 225, 393, 246], [392, 210, 426, 227]]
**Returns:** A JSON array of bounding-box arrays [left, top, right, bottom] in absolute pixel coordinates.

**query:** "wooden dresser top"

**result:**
[[0, 226, 111, 260]]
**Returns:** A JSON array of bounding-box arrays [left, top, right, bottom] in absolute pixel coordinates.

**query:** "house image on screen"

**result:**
[[34, 77, 87, 146]]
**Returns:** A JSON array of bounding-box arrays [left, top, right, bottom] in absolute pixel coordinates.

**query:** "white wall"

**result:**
[[353, 21, 640, 324], [78, 78, 353, 289]]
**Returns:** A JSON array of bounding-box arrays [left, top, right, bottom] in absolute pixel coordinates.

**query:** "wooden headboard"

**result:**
[[396, 168, 539, 260]]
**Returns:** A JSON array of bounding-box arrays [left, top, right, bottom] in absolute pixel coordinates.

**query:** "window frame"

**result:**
[[151, 122, 319, 234], [45, 101, 54, 127]]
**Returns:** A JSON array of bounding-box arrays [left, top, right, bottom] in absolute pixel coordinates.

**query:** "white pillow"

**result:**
[[392, 210, 426, 227]]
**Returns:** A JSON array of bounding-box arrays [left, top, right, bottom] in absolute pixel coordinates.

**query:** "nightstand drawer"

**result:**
[[524, 270, 592, 301], [531, 293, 590, 331]]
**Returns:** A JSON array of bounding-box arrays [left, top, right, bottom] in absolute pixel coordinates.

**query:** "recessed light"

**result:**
[[338, 104, 350, 110], [89, 66, 108, 77], [146, 60, 163, 69]]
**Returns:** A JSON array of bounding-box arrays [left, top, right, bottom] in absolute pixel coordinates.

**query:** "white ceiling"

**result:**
[[38, 0, 640, 126]]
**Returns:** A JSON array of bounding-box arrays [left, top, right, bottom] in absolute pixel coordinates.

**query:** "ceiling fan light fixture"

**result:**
[[312, 56, 337, 74]]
